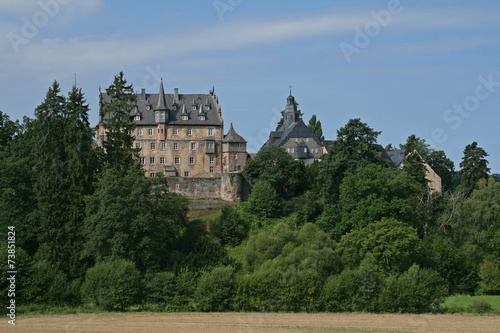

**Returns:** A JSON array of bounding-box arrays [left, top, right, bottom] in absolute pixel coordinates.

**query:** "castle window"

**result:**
[[187, 128, 192, 136], [175, 157, 180, 164], [208, 128, 213, 136], [137, 128, 143, 136], [161, 142, 166, 150], [238, 143, 242, 148], [210, 157, 215, 164], [190, 157, 195, 165], [234, 165, 241, 171], [139, 157, 145, 165], [134, 115, 140, 121], [173, 128, 178, 136], [191, 143, 196, 150], [234, 153, 237, 160], [159, 157, 165, 164], [290, 148, 294, 153], [150, 157, 155, 165], [304, 148, 307, 153], [173, 143, 178, 150], [210, 166, 214, 173], [135, 143, 141, 149], [151, 142, 156, 150], [148, 128, 153, 136], [149, 172, 155, 177], [184, 171, 190, 177]]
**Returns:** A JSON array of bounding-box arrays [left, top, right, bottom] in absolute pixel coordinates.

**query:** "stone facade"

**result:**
[[98, 81, 248, 180]]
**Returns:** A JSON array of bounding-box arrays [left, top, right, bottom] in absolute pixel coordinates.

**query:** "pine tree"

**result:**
[[101, 72, 139, 171], [459, 142, 490, 197]]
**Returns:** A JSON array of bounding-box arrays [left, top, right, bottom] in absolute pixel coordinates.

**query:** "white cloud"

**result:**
[[1, 7, 499, 76]]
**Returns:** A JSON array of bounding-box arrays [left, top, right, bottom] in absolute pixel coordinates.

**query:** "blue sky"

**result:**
[[1, 0, 499, 172]]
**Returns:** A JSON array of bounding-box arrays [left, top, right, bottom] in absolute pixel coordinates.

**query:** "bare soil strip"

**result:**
[[4, 312, 500, 333]]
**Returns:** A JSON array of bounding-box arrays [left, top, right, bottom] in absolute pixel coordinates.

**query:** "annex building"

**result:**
[[261, 92, 323, 165]]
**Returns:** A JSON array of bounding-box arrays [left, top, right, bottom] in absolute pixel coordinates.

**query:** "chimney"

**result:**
[[174, 88, 179, 103], [141, 88, 146, 101]]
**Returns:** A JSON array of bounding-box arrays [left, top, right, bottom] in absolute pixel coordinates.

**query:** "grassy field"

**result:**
[[443, 295, 500, 313], [5, 312, 500, 333]]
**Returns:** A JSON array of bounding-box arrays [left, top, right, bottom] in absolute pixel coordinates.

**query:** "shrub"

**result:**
[[195, 266, 235, 311], [210, 206, 249, 246], [467, 300, 493, 314], [248, 180, 282, 218], [81, 259, 141, 310], [145, 269, 199, 311], [379, 264, 447, 313], [478, 260, 500, 295]]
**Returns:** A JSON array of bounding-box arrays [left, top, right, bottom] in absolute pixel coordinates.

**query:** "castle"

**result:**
[[97, 80, 250, 201]]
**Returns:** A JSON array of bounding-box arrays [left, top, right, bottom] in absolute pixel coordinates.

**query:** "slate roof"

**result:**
[[224, 123, 246, 143], [100, 87, 222, 126], [261, 119, 322, 149], [386, 148, 406, 167]]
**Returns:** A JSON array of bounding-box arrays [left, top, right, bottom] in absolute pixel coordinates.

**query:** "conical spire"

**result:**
[[155, 79, 168, 110]]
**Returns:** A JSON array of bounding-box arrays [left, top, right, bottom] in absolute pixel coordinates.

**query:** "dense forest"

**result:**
[[1, 72, 499, 314]]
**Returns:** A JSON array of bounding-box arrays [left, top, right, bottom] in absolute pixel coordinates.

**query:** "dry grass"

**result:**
[[4, 312, 500, 333]]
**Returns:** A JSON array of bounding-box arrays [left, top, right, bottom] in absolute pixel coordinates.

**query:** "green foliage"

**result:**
[[478, 260, 500, 295], [335, 164, 424, 238], [244, 146, 306, 198], [248, 180, 282, 218], [336, 218, 422, 273], [321, 254, 382, 312], [428, 150, 457, 193], [238, 223, 342, 311], [379, 264, 447, 313], [459, 141, 490, 197], [317, 118, 385, 202], [210, 206, 249, 246], [101, 71, 139, 171], [145, 269, 199, 310], [307, 114, 324, 141], [81, 259, 141, 310], [400, 134, 431, 159], [83, 166, 187, 273], [195, 266, 236, 311]]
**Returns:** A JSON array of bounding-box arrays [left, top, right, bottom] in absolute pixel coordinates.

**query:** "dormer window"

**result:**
[[205, 105, 210, 111], [146, 105, 151, 110], [199, 115, 206, 121], [172, 105, 177, 110], [192, 105, 197, 111], [182, 115, 188, 121], [134, 115, 141, 121]]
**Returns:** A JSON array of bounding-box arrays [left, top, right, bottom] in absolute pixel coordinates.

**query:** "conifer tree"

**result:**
[[101, 72, 139, 171], [307, 114, 324, 141], [459, 142, 490, 197], [63, 86, 96, 277], [32, 81, 69, 267]]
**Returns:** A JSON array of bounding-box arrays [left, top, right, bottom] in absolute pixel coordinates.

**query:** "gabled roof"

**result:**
[[386, 148, 406, 167], [223, 122, 246, 143], [261, 119, 322, 149]]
